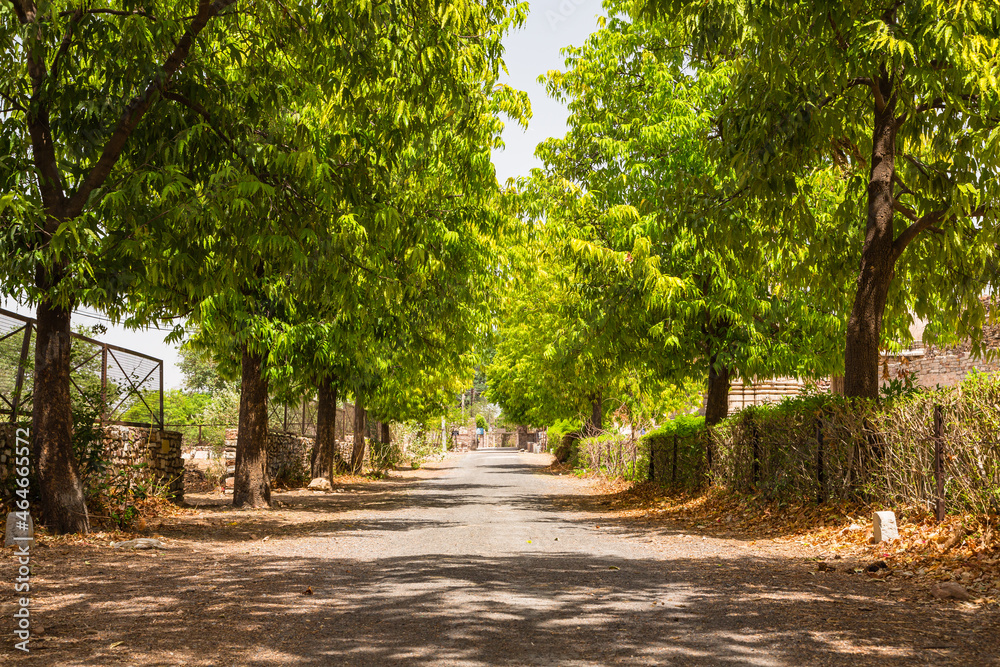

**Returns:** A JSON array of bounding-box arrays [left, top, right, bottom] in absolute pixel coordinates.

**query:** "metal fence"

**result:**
[[0, 307, 163, 428]]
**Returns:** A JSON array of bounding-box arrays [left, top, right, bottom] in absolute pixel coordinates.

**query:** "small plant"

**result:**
[[475, 414, 488, 430]]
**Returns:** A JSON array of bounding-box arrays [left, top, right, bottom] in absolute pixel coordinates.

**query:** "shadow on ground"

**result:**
[[8, 549, 994, 665]]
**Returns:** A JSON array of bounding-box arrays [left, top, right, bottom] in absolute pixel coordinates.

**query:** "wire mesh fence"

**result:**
[[0, 307, 163, 428]]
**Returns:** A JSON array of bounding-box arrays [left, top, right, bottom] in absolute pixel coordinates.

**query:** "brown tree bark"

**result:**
[[312, 379, 338, 480], [233, 347, 270, 508], [15, 0, 238, 534], [844, 70, 899, 400], [351, 398, 366, 473], [586, 391, 603, 436], [380, 421, 391, 446], [32, 297, 89, 534], [705, 357, 731, 427]]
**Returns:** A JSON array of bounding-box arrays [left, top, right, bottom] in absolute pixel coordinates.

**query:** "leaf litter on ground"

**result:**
[[581, 477, 1000, 607]]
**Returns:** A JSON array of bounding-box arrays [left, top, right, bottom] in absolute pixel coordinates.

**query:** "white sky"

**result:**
[[3, 1, 605, 391]]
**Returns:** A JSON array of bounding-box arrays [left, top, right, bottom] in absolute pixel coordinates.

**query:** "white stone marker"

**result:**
[[872, 510, 899, 542], [4, 511, 34, 548]]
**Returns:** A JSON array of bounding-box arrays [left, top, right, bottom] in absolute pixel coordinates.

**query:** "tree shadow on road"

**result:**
[[11, 548, 994, 666]]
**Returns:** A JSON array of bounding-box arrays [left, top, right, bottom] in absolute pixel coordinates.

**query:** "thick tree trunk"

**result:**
[[380, 421, 390, 446], [233, 347, 270, 508], [586, 391, 603, 436], [705, 358, 731, 426], [844, 73, 898, 400], [351, 398, 366, 473], [312, 380, 337, 480], [33, 298, 89, 534]]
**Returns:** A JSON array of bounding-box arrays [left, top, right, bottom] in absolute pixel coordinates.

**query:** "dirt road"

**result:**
[[5, 449, 996, 665]]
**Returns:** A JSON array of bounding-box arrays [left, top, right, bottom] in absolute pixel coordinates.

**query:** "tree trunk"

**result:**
[[351, 398, 366, 473], [380, 421, 390, 446], [32, 298, 90, 534], [844, 71, 898, 400], [233, 347, 270, 508], [586, 391, 603, 436], [312, 380, 338, 480], [705, 357, 731, 426]]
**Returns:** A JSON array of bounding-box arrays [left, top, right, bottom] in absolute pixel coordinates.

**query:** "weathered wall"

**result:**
[[0, 423, 183, 504], [216, 429, 368, 487], [882, 343, 1000, 389], [265, 431, 314, 485], [0, 423, 26, 502], [101, 425, 185, 500]]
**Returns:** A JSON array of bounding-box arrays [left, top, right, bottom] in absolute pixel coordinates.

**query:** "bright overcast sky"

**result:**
[[2, 1, 606, 390]]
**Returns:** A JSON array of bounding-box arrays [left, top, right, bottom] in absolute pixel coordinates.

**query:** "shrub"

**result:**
[[641, 415, 708, 490], [546, 418, 582, 463], [578, 434, 644, 480]]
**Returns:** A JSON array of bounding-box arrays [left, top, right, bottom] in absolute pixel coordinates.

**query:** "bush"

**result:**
[[709, 373, 1000, 514], [546, 418, 582, 463], [578, 434, 645, 480], [641, 415, 708, 490]]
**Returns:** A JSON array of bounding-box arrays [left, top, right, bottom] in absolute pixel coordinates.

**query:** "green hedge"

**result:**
[[574, 373, 1000, 516], [641, 415, 708, 490], [578, 434, 644, 480], [547, 418, 582, 463]]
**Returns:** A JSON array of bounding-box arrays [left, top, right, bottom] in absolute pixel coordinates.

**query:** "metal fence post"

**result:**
[[816, 417, 826, 504], [158, 359, 164, 429], [672, 433, 678, 486], [10, 323, 32, 423], [100, 345, 108, 427], [648, 439, 655, 482], [934, 404, 946, 521]]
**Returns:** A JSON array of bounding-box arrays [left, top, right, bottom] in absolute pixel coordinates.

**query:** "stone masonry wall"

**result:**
[[101, 425, 184, 501], [882, 345, 1000, 389], [0, 423, 183, 505], [266, 432, 313, 485], [0, 423, 27, 504], [220, 429, 367, 488]]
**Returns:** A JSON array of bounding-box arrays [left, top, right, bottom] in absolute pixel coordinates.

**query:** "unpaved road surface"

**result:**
[[4, 449, 997, 665]]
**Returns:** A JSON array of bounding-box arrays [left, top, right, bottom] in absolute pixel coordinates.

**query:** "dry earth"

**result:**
[[2, 449, 998, 665]]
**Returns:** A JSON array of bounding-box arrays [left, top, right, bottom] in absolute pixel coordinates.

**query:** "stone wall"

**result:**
[[217, 429, 369, 488], [882, 344, 1000, 389], [0, 423, 27, 503], [266, 432, 314, 485], [0, 423, 183, 504], [102, 425, 184, 501]]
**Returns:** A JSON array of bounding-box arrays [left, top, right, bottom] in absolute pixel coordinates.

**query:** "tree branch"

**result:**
[[20, 0, 67, 217], [66, 0, 238, 218], [60, 8, 158, 20], [827, 12, 849, 50], [891, 200, 920, 222], [892, 172, 915, 198], [893, 209, 946, 260], [160, 90, 260, 180], [50, 8, 84, 81], [0, 89, 25, 113], [891, 206, 991, 261]]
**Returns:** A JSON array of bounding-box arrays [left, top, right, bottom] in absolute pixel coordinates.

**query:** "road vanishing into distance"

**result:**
[[14, 448, 996, 666]]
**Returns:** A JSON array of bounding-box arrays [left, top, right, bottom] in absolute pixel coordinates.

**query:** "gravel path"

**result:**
[[6, 449, 998, 665]]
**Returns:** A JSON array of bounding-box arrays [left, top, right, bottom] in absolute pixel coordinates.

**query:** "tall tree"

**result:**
[[644, 0, 1000, 398], [0, 0, 330, 532], [493, 9, 845, 429]]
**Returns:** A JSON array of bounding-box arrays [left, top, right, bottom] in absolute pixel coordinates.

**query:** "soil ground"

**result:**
[[3, 449, 998, 665]]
